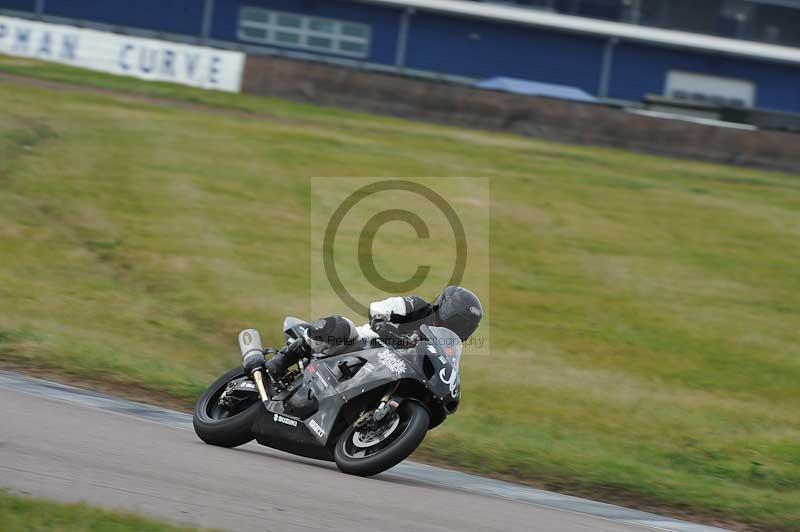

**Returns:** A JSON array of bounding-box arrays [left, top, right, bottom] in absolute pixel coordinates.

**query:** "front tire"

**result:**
[[193, 367, 261, 448], [334, 401, 429, 477]]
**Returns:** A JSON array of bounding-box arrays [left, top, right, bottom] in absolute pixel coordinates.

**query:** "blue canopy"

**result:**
[[475, 77, 598, 103]]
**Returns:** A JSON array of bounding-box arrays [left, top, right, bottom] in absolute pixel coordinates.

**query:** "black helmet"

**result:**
[[433, 286, 483, 341]]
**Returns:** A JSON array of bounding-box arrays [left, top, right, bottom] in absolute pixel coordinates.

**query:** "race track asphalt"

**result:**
[[0, 373, 729, 532]]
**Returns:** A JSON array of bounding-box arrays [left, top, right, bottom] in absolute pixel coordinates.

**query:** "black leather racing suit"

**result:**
[[265, 296, 435, 377]]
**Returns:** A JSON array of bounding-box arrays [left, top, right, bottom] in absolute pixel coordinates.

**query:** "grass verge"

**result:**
[[0, 490, 207, 531], [0, 56, 798, 531]]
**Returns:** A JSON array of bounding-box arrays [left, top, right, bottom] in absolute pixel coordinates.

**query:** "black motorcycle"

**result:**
[[193, 318, 463, 476]]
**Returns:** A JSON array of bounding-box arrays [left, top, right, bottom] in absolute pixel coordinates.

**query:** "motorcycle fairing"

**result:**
[[249, 348, 408, 460], [414, 325, 463, 412], [249, 325, 464, 459]]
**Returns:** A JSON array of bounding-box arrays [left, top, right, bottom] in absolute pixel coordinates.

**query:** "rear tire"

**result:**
[[193, 367, 261, 448], [334, 401, 429, 477]]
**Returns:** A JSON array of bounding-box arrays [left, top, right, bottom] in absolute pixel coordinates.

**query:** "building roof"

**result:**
[[358, 0, 800, 65]]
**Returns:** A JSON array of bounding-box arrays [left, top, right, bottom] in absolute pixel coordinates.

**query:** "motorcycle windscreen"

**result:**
[[423, 326, 463, 369]]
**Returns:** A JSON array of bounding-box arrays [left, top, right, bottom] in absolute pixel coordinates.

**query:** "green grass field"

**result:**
[[1, 57, 799, 531], [0, 490, 207, 531]]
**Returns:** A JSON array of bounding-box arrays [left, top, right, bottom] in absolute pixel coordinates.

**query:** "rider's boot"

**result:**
[[264, 336, 311, 380]]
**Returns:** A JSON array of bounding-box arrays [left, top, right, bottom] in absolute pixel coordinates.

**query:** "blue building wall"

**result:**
[[404, 13, 606, 95], [43, 0, 205, 36], [1, 0, 34, 12], [211, 0, 402, 64], [609, 42, 800, 113], [1, 0, 799, 113]]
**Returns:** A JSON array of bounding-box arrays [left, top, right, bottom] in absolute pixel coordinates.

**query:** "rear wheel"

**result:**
[[334, 401, 429, 477], [193, 367, 261, 448]]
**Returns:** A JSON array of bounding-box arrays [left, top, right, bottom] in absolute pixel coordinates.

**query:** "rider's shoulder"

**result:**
[[369, 296, 406, 317], [369, 295, 429, 317]]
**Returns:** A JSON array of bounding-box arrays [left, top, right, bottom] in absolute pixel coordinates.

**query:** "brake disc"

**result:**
[[351, 415, 401, 448]]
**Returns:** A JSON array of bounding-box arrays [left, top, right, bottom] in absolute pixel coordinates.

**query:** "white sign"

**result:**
[[665, 70, 756, 108], [0, 16, 245, 92]]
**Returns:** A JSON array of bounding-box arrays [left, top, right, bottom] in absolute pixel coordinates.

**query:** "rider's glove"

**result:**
[[369, 297, 405, 326], [371, 319, 406, 347], [369, 311, 393, 333]]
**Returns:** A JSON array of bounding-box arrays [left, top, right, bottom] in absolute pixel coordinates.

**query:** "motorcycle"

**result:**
[[192, 317, 463, 476]]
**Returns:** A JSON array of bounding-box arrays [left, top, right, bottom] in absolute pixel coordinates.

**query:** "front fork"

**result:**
[[238, 328, 271, 403], [251, 370, 271, 403], [354, 389, 401, 429]]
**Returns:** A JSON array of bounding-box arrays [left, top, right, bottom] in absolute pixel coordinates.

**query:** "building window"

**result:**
[[665, 71, 756, 108], [238, 7, 371, 58]]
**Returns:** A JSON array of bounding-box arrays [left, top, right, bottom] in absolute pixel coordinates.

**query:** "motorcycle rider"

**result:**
[[243, 286, 482, 380]]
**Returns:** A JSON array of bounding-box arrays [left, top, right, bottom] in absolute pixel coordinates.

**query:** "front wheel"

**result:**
[[334, 401, 429, 477], [193, 367, 262, 448]]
